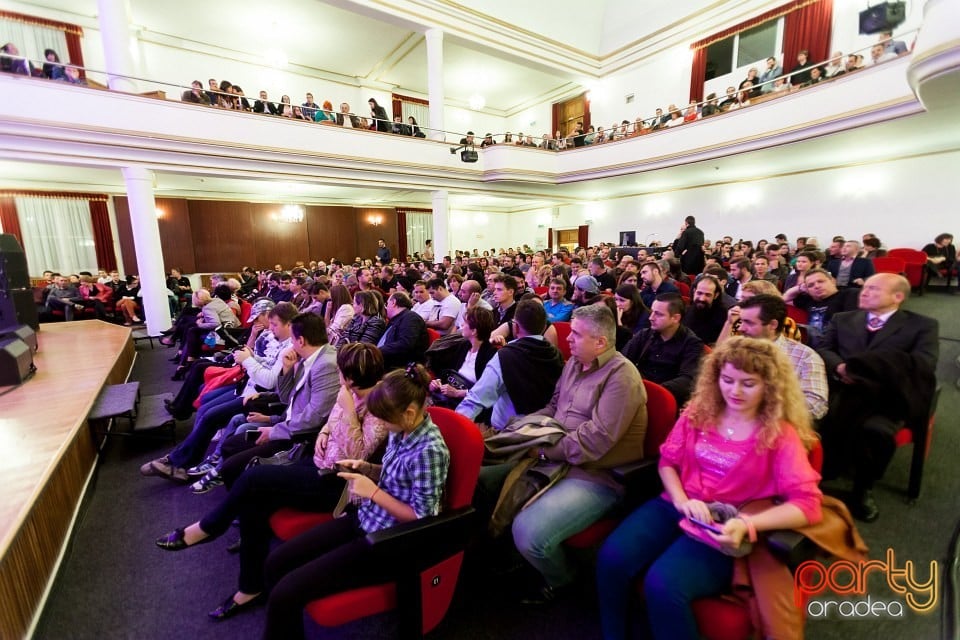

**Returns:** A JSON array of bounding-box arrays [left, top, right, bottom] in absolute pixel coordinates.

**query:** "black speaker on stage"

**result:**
[[0, 233, 30, 290], [1, 323, 37, 352], [0, 335, 33, 386], [8, 288, 39, 331]]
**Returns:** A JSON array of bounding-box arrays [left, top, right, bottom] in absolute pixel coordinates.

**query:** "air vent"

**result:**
[[625, 93, 635, 104]]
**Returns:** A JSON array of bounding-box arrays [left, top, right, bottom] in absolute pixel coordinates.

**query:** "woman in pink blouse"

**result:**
[[597, 337, 821, 640], [154, 343, 388, 620]]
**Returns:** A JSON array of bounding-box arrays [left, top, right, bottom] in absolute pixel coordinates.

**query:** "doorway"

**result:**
[[552, 93, 591, 139], [556, 229, 579, 251]]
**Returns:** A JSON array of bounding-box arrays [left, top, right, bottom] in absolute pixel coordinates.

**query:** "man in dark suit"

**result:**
[[817, 273, 939, 522], [826, 240, 875, 287], [253, 90, 279, 115], [378, 292, 429, 370], [673, 215, 705, 276]]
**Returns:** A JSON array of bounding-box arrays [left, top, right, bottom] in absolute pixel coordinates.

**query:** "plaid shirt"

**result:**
[[358, 415, 449, 534], [775, 335, 829, 420]]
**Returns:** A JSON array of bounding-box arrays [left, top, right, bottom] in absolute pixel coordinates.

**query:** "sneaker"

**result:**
[[187, 455, 221, 477], [140, 456, 189, 483], [191, 470, 224, 495]]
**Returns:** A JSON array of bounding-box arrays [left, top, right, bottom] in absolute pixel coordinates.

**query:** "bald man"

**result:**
[[454, 278, 493, 333], [817, 273, 939, 522]]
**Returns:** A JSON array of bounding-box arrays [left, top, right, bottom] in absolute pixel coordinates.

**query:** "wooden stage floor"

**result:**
[[0, 321, 134, 639]]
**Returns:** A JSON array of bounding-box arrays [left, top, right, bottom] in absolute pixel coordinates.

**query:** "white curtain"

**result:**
[[405, 211, 433, 260], [0, 19, 70, 66], [401, 102, 431, 133], [16, 197, 98, 275]]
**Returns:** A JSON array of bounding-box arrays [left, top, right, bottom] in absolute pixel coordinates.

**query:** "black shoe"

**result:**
[[160, 328, 175, 336], [851, 490, 880, 523], [159, 336, 176, 347], [168, 353, 181, 362], [208, 593, 263, 620], [155, 527, 213, 551], [171, 365, 188, 381]]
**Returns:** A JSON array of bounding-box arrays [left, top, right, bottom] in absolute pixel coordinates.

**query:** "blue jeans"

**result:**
[[512, 477, 620, 587], [210, 413, 261, 461], [168, 387, 243, 468], [596, 497, 733, 640]]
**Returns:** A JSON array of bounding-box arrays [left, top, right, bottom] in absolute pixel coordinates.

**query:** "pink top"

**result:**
[[659, 414, 823, 524], [313, 396, 387, 470]]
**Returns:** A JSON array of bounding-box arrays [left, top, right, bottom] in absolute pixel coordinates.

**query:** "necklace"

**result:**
[[723, 425, 737, 439]]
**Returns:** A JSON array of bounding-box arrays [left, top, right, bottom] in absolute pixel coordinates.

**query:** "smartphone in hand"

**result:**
[[245, 429, 261, 442], [688, 516, 724, 534]]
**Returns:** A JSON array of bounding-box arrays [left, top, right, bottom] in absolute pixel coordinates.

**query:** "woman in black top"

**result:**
[[369, 98, 390, 132]]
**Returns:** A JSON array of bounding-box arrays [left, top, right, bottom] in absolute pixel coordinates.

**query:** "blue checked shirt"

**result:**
[[358, 415, 450, 533]]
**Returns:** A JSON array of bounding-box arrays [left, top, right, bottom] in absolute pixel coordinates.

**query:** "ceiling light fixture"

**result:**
[[468, 94, 486, 111]]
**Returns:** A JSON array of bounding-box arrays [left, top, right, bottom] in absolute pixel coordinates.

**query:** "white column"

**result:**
[[96, 0, 138, 92], [425, 28, 445, 141], [432, 190, 449, 263], [121, 167, 171, 334]]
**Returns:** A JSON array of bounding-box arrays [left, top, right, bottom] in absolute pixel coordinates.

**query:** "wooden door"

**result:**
[[552, 93, 590, 139], [557, 229, 579, 250]]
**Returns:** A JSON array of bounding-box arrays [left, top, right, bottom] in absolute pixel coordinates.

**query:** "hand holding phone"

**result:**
[[688, 516, 724, 535]]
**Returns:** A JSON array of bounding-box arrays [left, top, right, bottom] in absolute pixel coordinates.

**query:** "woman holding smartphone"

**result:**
[[155, 343, 388, 620], [596, 337, 822, 640]]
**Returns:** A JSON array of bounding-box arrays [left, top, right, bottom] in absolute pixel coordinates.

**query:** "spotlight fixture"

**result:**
[[278, 204, 304, 223]]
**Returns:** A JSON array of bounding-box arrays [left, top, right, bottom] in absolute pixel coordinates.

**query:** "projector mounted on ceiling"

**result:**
[[858, 1, 906, 34]]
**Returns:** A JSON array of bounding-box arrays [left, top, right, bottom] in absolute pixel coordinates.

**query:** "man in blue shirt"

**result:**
[[543, 277, 574, 323]]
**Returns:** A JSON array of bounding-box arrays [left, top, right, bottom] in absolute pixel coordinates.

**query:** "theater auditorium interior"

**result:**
[[1, 0, 959, 638]]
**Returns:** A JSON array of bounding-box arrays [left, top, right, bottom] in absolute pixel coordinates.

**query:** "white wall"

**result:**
[[507, 150, 960, 251], [448, 209, 514, 254]]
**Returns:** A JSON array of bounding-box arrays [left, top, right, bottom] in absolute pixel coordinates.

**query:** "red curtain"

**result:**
[[0, 196, 23, 247], [0, 10, 85, 77], [89, 200, 117, 271], [547, 227, 553, 251], [689, 46, 708, 102], [783, 0, 834, 74], [65, 31, 85, 79], [690, 0, 820, 51], [396, 209, 407, 260], [578, 225, 589, 249]]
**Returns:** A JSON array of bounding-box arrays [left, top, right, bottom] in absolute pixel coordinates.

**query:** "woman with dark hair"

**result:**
[[174, 284, 241, 378], [323, 283, 354, 344], [279, 94, 293, 117], [614, 283, 651, 335], [427, 306, 497, 408], [259, 365, 447, 637], [42, 48, 64, 80], [368, 98, 390, 132], [407, 115, 425, 138], [156, 343, 390, 621], [338, 290, 386, 346]]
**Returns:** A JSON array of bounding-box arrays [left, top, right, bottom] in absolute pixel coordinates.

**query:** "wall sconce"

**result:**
[[368, 213, 384, 227], [273, 204, 304, 223], [155, 207, 164, 219]]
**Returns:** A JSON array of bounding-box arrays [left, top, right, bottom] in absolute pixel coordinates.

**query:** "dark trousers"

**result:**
[[220, 436, 294, 487], [821, 386, 900, 491], [198, 458, 344, 594], [182, 326, 212, 363], [168, 388, 243, 468], [168, 360, 227, 418], [168, 307, 200, 345], [262, 512, 395, 640]]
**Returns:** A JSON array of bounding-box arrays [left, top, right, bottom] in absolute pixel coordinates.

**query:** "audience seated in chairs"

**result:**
[[596, 337, 833, 640], [426, 306, 498, 410], [377, 291, 430, 371], [173, 284, 241, 378], [44, 273, 83, 321], [143, 301, 296, 482], [783, 268, 859, 348], [155, 343, 389, 622], [337, 290, 386, 347], [114, 275, 142, 325]]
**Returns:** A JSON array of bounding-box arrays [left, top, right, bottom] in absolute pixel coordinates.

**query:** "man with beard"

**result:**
[[683, 275, 729, 345]]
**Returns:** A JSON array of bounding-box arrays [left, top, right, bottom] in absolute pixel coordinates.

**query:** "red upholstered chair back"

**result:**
[[785, 305, 809, 326], [533, 286, 548, 296], [641, 379, 678, 457], [553, 321, 572, 361], [886, 248, 927, 264], [238, 298, 253, 325], [426, 328, 441, 346], [872, 256, 906, 275], [425, 406, 484, 510], [675, 280, 691, 299]]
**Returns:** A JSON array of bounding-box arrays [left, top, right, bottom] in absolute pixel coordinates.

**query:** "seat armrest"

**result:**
[[767, 530, 820, 568], [613, 458, 663, 503], [365, 507, 476, 568]]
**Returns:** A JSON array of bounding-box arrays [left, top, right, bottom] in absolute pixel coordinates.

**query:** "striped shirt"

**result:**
[[358, 415, 450, 533]]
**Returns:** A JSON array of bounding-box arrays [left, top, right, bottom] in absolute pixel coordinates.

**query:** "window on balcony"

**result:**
[[705, 19, 782, 80]]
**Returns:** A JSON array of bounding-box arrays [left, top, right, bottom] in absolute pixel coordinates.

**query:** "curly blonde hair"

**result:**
[[685, 336, 817, 451]]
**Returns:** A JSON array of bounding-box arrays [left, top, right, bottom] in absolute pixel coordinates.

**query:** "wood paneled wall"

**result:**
[[113, 197, 399, 274]]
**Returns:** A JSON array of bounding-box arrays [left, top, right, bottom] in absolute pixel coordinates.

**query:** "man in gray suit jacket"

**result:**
[[219, 312, 339, 486], [817, 274, 939, 522]]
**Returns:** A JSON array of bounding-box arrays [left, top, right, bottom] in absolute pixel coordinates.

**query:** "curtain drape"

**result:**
[[578, 225, 589, 249], [0, 10, 85, 77], [689, 46, 708, 102], [399, 209, 432, 261], [392, 93, 431, 132], [16, 197, 98, 275], [89, 200, 117, 271], [690, 0, 821, 50], [396, 209, 407, 260], [0, 196, 23, 247], [783, 0, 834, 73], [0, 19, 69, 67]]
